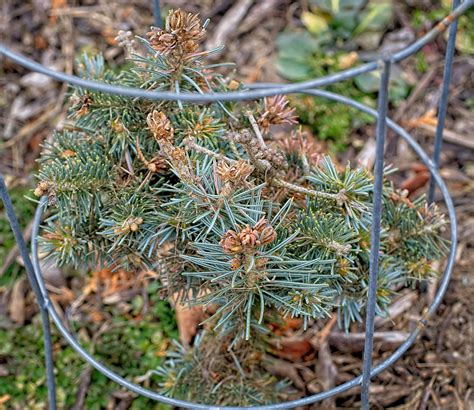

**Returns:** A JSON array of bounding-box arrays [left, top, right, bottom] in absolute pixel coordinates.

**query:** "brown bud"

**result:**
[[253, 218, 268, 234], [34, 181, 52, 198], [170, 147, 186, 163], [258, 226, 277, 246], [228, 80, 240, 91], [220, 230, 243, 255], [147, 111, 174, 142], [148, 158, 168, 174], [115, 217, 144, 235], [60, 149, 76, 158], [111, 119, 126, 133], [221, 218, 277, 256], [230, 258, 241, 270], [216, 160, 254, 184], [239, 225, 258, 247], [147, 9, 205, 56], [255, 257, 269, 270], [159, 33, 175, 43], [258, 95, 298, 133]]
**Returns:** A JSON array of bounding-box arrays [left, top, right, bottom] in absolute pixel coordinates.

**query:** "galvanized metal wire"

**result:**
[[360, 56, 392, 407], [428, 0, 461, 203], [0, 1, 470, 408]]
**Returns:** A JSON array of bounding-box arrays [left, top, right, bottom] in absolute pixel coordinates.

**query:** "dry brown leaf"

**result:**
[[83, 268, 140, 299], [49, 285, 75, 305], [270, 316, 303, 336], [8, 278, 25, 325], [49, 0, 67, 24], [0, 394, 11, 406], [263, 358, 305, 390], [174, 302, 205, 346], [88, 310, 107, 324], [411, 163, 429, 173], [401, 171, 430, 194], [403, 108, 437, 129], [271, 336, 313, 362]]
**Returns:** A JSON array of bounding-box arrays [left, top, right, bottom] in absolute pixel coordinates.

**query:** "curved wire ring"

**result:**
[[0, 0, 471, 102], [30, 89, 457, 410]]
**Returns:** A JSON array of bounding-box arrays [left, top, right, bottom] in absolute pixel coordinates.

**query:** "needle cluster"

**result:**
[[36, 9, 449, 406]]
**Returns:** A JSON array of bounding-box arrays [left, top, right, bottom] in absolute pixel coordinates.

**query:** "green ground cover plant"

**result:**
[[276, 0, 410, 150]]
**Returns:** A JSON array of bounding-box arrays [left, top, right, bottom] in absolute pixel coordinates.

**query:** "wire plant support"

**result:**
[[0, 1, 470, 408]]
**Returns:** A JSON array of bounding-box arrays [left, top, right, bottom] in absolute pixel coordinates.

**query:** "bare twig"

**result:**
[[311, 315, 337, 349], [246, 112, 267, 150], [300, 154, 310, 176], [273, 178, 339, 201], [184, 137, 236, 164], [374, 291, 417, 327], [317, 340, 337, 408], [263, 358, 306, 390], [328, 331, 409, 352], [205, 0, 254, 51], [188, 133, 344, 203], [238, 0, 282, 34], [417, 124, 474, 149], [71, 366, 93, 410]]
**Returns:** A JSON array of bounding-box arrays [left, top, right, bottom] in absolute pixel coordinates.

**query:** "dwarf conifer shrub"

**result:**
[[36, 9, 448, 406]]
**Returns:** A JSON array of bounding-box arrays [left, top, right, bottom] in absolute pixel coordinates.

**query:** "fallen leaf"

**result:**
[[338, 52, 359, 70], [301, 11, 329, 35], [88, 310, 106, 324], [49, 286, 75, 305], [271, 336, 313, 361], [83, 268, 140, 299], [270, 316, 303, 336], [401, 171, 430, 194], [263, 358, 305, 390], [49, 0, 66, 24], [8, 278, 25, 325], [174, 300, 206, 346], [411, 163, 429, 173], [404, 109, 437, 129], [0, 395, 11, 406]]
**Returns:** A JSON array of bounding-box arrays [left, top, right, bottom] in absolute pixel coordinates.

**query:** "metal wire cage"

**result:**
[[0, 1, 471, 408]]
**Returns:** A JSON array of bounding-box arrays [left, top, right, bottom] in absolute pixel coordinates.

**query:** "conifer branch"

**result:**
[[34, 9, 450, 406], [183, 136, 236, 164], [272, 178, 340, 201]]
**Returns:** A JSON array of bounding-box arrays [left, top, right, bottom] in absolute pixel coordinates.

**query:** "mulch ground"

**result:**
[[0, 1, 472, 409]]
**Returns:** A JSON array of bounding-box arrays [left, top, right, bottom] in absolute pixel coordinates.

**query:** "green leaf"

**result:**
[[354, 65, 409, 100], [302, 11, 329, 35], [354, 71, 380, 93], [353, 1, 393, 35], [331, 11, 359, 36], [276, 57, 313, 81], [310, 0, 365, 14], [276, 31, 320, 61], [455, 15, 474, 54]]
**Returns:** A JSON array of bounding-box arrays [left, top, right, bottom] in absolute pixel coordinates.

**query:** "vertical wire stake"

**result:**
[[360, 57, 392, 410], [428, 0, 460, 203], [0, 176, 58, 410], [151, 0, 162, 28]]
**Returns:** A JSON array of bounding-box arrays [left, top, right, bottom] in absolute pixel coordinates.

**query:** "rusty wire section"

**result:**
[[0, 1, 470, 409]]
